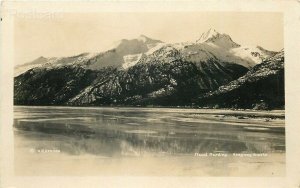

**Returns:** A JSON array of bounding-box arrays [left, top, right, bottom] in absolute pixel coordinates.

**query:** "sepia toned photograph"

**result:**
[[11, 11, 286, 177], [2, 1, 300, 187]]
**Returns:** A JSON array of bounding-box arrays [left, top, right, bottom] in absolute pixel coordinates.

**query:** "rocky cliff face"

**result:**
[[198, 50, 284, 109]]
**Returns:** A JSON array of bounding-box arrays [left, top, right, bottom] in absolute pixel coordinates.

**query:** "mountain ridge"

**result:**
[[14, 29, 284, 109], [15, 29, 277, 76], [198, 50, 284, 109]]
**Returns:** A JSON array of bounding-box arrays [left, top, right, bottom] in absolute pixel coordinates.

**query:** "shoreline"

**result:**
[[13, 104, 285, 111], [13, 104, 285, 113], [13, 105, 285, 120]]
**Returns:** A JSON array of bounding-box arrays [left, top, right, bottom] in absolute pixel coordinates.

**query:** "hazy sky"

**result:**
[[14, 12, 283, 65]]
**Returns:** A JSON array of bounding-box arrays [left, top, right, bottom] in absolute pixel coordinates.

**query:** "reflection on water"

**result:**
[[14, 106, 285, 158]]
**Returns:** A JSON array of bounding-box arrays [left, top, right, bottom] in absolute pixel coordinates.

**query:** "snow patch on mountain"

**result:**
[[122, 53, 144, 69], [145, 43, 166, 55], [230, 46, 275, 65]]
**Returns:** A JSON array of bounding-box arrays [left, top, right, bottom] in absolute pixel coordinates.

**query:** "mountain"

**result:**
[[14, 29, 283, 109], [196, 28, 240, 48], [14, 53, 94, 76], [15, 35, 162, 76], [15, 29, 276, 76], [193, 29, 277, 68], [14, 35, 163, 76], [198, 50, 284, 109], [132, 29, 276, 69], [15, 56, 54, 76]]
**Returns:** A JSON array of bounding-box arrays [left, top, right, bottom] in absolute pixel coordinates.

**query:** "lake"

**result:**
[[13, 106, 285, 176]]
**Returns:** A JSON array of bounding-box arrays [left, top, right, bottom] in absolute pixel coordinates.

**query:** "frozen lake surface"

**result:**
[[14, 106, 285, 176]]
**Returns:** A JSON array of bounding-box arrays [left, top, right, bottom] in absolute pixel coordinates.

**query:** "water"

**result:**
[[13, 106, 285, 176]]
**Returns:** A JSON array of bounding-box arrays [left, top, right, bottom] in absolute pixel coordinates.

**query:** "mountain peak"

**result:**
[[205, 28, 220, 36], [196, 28, 240, 48], [138, 34, 148, 38], [196, 28, 220, 43], [137, 34, 163, 44], [138, 34, 150, 42], [23, 56, 48, 66]]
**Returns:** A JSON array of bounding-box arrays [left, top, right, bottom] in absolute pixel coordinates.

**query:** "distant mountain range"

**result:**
[[14, 29, 284, 109]]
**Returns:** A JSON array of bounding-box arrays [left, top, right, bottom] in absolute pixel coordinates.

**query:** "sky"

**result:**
[[14, 12, 283, 65]]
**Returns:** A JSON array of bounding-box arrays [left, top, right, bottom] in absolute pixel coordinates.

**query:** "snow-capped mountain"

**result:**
[[14, 35, 163, 76], [14, 29, 284, 109], [14, 53, 98, 76], [15, 29, 277, 76], [130, 29, 276, 69], [186, 28, 276, 68], [196, 28, 240, 48]]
